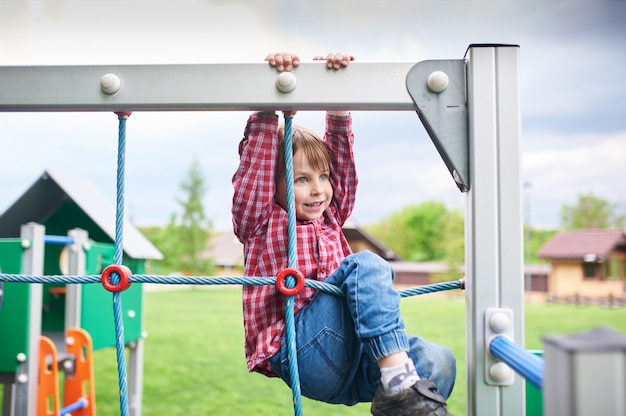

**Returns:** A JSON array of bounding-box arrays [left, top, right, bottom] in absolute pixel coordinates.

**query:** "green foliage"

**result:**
[[560, 192, 626, 230], [525, 227, 556, 264], [140, 159, 214, 275], [174, 159, 212, 274], [365, 200, 564, 269], [367, 201, 464, 263], [441, 209, 464, 266]]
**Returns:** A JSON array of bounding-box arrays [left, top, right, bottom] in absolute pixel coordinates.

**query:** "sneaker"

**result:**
[[371, 379, 451, 416]]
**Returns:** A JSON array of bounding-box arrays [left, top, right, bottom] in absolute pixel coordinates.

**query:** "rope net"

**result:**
[[0, 112, 464, 415]]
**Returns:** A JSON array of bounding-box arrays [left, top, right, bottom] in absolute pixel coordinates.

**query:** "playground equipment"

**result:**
[[0, 224, 145, 416], [1, 44, 625, 415], [38, 328, 95, 416]]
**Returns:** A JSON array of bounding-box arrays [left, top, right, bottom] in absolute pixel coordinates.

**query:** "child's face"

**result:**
[[276, 149, 333, 221]]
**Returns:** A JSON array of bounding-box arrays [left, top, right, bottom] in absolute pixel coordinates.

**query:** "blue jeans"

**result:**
[[268, 251, 456, 405]]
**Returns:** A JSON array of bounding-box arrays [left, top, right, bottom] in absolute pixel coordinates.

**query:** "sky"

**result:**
[[1, 0, 625, 232]]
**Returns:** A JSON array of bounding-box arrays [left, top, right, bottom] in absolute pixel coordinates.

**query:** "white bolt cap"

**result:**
[[66, 336, 75, 346], [101, 73, 121, 95], [17, 374, 28, 384], [427, 71, 449, 93], [489, 362, 513, 383], [16, 353, 27, 363], [276, 72, 297, 93], [127, 310, 136, 318], [490, 312, 511, 333], [21, 239, 31, 249]]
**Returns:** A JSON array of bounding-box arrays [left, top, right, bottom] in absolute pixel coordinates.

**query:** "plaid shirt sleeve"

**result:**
[[325, 113, 357, 225], [232, 112, 279, 243]]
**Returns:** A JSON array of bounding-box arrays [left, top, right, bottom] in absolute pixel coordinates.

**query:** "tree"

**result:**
[[442, 209, 465, 266], [368, 201, 461, 262], [144, 159, 213, 275], [560, 192, 626, 230]]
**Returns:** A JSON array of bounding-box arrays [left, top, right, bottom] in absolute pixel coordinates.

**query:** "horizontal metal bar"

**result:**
[[490, 336, 544, 390], [0, 62, 422, 112], [44, 235, 75, 245]]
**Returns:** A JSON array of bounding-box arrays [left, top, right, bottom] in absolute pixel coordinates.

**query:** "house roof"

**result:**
[[200, 231, 244, 267], [342, 218, 401, 261], [537, 229, 626, 261], [0, 170, 162, 260]]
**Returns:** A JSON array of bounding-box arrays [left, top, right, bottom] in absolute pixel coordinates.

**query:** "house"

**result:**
[[200, 231, 244, 276], [537, 229, 626, 302]]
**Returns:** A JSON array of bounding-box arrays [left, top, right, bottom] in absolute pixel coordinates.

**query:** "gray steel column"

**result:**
[[12, 223, 45, 416], [128, 338, 145, 416], [465, 45, 524, 415], [65, 228, 88, 330], [544, 327, 626, 415]]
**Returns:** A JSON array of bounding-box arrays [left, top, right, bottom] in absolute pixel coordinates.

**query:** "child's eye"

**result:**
[[320, 173, 329, 181], [295, 177, 307, 183]]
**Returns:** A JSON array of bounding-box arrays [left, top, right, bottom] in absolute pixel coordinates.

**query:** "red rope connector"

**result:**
[[276, 268, 305, 296], [114, 111, 132, 120], [101, 264, 132, 293]]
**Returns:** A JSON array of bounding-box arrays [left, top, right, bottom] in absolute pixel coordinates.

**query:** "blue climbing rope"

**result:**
[[113, 112, 131, 416], [282, 114, 304, 416], [0, 273, 463, 297]]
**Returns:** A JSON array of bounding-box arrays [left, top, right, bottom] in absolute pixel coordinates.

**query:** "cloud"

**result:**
[[522, 131, 626, 228]]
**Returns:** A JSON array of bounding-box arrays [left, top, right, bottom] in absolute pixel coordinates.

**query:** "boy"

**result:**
[[232, 53, 455, 415]]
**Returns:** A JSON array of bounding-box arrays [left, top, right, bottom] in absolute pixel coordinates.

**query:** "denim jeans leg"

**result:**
[[331, 251, 410, 360], [268, 250, 455, 404], [268, 282, 364, 405]]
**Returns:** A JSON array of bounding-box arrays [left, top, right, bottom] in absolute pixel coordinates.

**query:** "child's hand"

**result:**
[[313, 53, 355, 70], [265, 53, 300, 72]]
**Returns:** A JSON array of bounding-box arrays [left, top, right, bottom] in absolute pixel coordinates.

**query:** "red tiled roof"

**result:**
[[537, 229, 626, 261]]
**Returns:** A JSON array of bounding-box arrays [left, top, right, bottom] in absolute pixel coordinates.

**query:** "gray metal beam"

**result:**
[[0, 63, 420, 112]]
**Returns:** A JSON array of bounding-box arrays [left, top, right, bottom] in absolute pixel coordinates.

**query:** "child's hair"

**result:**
[[276, 124, 331, 185]]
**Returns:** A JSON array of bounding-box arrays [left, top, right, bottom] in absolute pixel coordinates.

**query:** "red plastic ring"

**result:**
[[101, 264, 132, 293], [115, 111, 132, 119], [276, 268, 305, 296]]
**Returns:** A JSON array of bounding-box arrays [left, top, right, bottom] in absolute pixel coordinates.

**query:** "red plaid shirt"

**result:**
[[232, 112, 356, 376]]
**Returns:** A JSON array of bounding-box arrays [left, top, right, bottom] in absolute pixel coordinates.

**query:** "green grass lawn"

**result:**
[[87, 288, 626, 415]]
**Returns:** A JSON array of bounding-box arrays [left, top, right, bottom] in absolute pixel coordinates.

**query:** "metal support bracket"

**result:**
[[406, 60, 469, 192], [484, 307, 515, 386]]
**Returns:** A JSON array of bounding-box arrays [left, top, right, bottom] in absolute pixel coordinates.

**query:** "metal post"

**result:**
[[65, 228, 88, 330], [524, 182, 532, 292], [11, 223, 45, 416], [543, 327, 626, 415], [127, 338, 145, 416], [465, 44, 525, 415]]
